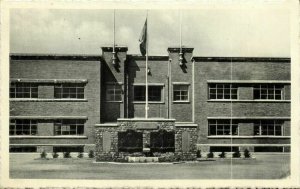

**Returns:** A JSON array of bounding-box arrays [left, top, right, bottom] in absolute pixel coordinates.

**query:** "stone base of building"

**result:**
[[95, 118, 198, 161]]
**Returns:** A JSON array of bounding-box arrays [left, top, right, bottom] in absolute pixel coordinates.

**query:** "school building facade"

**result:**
[[9, 46, 291, 160]]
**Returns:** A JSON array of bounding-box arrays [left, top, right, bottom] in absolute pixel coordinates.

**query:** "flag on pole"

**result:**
[[139, 19, 147, 56]]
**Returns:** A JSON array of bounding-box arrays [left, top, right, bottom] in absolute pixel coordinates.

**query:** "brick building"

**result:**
[[9, 46, 291, 159]]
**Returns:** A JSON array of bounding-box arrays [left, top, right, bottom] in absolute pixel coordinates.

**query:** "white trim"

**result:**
[[207, 117, 290, 120], [133, 83, 165, 86], [95, 123, 118, 127], [117, 118, 175, 122], [207, 99, 290, 103], [10, 136, 88, 139], [10, 116, 88, 119], [10, 79, 88, 83], [207, 80, 290, 84], [172, 82, 190, 85], [196, 143, 290, 147], [207, 136, 290, 139], [192, 59, 195, 123], [10, 98, 88, 102], [175, 123, 198, 127]]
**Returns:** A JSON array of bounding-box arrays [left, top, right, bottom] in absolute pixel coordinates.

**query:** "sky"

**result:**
[[10, 8, 290, 57]]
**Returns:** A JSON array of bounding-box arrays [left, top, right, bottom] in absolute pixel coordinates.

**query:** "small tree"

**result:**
[[63, 151, 71, 158], [196, 150, 201, 158], [232, 149, 241, 158], [207, 151, 214, 158], [244, 149, 251, 158], [40, 151, 47, 159], [88, 150, 95, 158], [52, 152, 59, 158], [219, 151, 226, 158]]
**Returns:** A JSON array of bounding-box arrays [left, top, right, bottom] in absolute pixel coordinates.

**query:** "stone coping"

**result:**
[[117, 118, 176, 122], [175, 123, 198, 127]]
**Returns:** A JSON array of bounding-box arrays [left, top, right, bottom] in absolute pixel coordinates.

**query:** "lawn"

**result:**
[[9, 153, 290, 179]]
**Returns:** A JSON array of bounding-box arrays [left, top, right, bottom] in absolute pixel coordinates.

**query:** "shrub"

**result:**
[[207, 151, 214, 158], [77, 151, 84, 158], [63, 151, 71, 158], [244, 149, 251, 158], [219, 151, 226, 158], [40, 151, 47, 159], [52, 152, 59, 158], [232, 150, 241, 158], [196, 150, 201, 158], [88, 150, 95, 158]]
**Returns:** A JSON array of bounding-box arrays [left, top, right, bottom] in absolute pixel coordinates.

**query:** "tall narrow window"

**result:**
[[254, 120, 283, 136], [133, 85, 163, 102], [10, 83, 38, 98], [253, 84, 283, 100], [173, 85, 189, 101], [208, 84, 237, 100], [54, 120, 85, 135], [9, 120, 37, 135], [54, 83, 84, 99], [208, 120, 238, 136], [106, 84, 122, 102]]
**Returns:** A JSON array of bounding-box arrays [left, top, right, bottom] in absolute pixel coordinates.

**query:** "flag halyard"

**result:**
[[139, 19, 147, 56]]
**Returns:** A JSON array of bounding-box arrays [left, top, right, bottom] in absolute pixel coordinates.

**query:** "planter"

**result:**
[[128, 156, 159, 163]]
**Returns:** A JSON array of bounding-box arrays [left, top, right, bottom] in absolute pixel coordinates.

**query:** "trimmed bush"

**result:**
[[207, 151, 214, 158], [218, 151, 226, 158], [40, 151, 47, 159], [77, 152, 84, 158], [52, 152, 59, 159], [232, 150, 241, 158], [196, 150, 201, 158], [88, 150, 95, 158], [63, 151, 71, 158], [244, 149, 251, 158]]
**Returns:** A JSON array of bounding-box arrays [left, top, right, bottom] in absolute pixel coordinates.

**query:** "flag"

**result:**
[[139, 19, 147, 56]]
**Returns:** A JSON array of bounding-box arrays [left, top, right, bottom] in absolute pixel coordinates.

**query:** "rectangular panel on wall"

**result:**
[[102, 132, 111, 152], [182, 131, 190, 152]]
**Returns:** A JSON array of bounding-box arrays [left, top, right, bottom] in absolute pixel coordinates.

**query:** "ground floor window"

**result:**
[[254, 146, 284, 152], [118, 130, 143, 152], [210, 146, 239, 152], [9, 146, 37, 153], [9, 119, 37, 135], [208, 120, 238, 136], [54, 119, 85, 135], [53, 146, 84, 152], [150, 130, 175, 152]]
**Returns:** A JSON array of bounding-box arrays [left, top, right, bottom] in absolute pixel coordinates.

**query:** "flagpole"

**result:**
[[179, 10, 183, 65], [145, 10, 149, 119], [112, 9, 116, 65]]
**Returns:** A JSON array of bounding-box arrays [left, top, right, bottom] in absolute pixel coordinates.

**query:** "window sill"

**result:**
[[173, 101, 190, 104], [133, 101, 165, 104], [10, 98, 88, 102], [105, 101, 123, 103], [10, 136, 88, 139], [207, 100, 290, 103], [207, 136, 290, 139]]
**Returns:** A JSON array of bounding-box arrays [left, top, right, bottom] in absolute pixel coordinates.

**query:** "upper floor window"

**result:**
[[173, 85, 189, 102], [10, 119, 37, 135], [106, 84, 122, 102], [54, 119, 85, 135], [134, 85, 163, 102], [10, 83, 38, 98], [54, 83, 84, 99], [254, 120, 283, 136], [208, 84, 237, 100], [208, 120, 238, 136], [253, 84, 283, 100]]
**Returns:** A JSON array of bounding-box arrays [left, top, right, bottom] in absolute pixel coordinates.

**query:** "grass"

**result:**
[[9, 153, 290, 179]]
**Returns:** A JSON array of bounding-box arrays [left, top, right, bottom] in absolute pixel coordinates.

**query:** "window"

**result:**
[[208, 84, 237, 100], [54, 120, 85, 135], [134, 85, 162, 102], [253, 84, 283, 100], [106, 84, 122, 101], [254, 120, 283, 136], [254, 146, 283, 152], [173, 85, 189, 101], [208, 120, 238, 136], [54, 84, 84, 99], [210, 146, 239, 152], [9, 120, 37, 135], [9, 146, 37, 153], [10, 83, 38, 98], [53, 146, 84, 152]]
